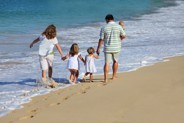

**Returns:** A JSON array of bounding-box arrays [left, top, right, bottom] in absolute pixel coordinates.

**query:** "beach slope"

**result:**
[[0, 56, 184, 123]]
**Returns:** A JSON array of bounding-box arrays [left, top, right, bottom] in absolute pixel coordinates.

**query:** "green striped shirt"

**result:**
[[100, 22, 126, 53]]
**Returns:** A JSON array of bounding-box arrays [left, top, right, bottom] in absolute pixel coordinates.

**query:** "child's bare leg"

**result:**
[[90, 73, 93, 82], [83, 72, 89, 81], [76, 70, 79, 78], [73, 75, 76, 83], [69, 69, 74, 82], [73, 70, 78, 83]]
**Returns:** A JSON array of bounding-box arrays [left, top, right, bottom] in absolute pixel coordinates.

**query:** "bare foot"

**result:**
[[81, 78, 86, 82], [50, 81, 59, 88], [104, 79, 108, 83], [111, 76, 118, 80]]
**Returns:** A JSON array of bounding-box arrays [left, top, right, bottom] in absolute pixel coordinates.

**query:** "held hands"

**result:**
[[96, 49, 100, 56], [61, 54, 69, 61]]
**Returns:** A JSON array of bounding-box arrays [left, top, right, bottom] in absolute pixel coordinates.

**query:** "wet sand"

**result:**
[[0, 55, 184, 123]]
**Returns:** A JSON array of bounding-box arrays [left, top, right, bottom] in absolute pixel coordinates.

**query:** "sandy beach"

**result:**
[[0, 55, 184, 123]]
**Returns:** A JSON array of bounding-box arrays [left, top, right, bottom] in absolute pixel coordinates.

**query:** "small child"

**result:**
[[119, 20, 125, 30], [119, 20, 126, 41], [83, 47, 99, 82], [63, 43, 85, 84]]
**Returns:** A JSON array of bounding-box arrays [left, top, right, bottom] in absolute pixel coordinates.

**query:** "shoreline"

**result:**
[[1, 0, 184, 116], [0, 55, 184, 123], [1, 54, 182, 118]]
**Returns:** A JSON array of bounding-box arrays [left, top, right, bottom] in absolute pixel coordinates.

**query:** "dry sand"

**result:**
[[0, 55, 184, 123]]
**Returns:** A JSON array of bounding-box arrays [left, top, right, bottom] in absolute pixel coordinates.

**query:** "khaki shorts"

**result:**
[[104, 52, 120, 64], [39, 55, 54, 70]]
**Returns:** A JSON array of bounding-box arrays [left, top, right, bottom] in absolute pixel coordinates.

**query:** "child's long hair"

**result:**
[[42, 24, 56, 39], [69, 43, 79, 56], [87, 47, 95, 54]]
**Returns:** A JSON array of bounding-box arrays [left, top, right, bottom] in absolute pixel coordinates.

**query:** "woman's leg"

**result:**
[[42, 70, 47, 79], [39, 55, 47, 79], [47, 55, 54, 78], [48, 66, 52, 78]]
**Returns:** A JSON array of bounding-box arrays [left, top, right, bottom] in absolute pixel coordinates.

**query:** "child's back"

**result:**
[[67, 53, 80, 70], [85, 55, 96, 73]]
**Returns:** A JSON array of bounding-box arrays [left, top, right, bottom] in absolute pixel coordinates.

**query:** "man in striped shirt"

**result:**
[[96, 14, 126, 82]]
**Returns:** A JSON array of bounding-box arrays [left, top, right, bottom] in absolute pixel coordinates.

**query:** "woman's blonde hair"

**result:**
[[69, 43, 79, 56], [42, 24, 56, 39], [87, 47, 95, 54]]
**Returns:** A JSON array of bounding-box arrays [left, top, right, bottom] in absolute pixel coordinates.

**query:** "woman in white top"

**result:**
[[83, 47, 99, 82], [63, 43, 85, 84], [30, 24, 64, 87]]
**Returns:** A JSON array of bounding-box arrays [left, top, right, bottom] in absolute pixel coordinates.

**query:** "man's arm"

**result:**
[[120, 35, 126, 40], [96, 39, 103, 55]]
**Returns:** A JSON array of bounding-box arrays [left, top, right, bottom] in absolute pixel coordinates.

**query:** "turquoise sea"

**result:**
[[0, 0, 184, 117]]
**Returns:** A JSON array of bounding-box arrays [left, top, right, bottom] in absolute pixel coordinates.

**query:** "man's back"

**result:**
[[100, 21, 125, 53]]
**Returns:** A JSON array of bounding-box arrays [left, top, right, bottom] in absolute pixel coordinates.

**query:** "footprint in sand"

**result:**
[[80, 90, 87, 94], [49, 102, 61, 106], [63, 96, 69, 100], [19, 116, 29, 120], [49, 103, 56, 106], [19, 115, 34, 120], [30, 109, 37, 113]]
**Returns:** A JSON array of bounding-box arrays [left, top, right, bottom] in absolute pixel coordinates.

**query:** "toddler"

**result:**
[[119, 20, 126, 41], [119, 20, 125, 30], [83, 47, 99, 82]]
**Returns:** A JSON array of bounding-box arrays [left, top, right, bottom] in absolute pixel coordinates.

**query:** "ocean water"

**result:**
[[0, 0, 184, 117]]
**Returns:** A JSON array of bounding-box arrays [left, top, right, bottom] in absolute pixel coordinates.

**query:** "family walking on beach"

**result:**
[[30, 14, 126, 87]]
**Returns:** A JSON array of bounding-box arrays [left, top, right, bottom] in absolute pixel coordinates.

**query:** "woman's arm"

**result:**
[[30, 37, 40, 48], [62, 54, 69, 61], [55, 43, 64, 58]]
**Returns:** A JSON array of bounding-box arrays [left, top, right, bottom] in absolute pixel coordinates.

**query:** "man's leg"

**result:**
[[104, 63, 109, 82], [104, 53, 111, 82], [112, 52, 120, 80], [112, 60, 118, 80]]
